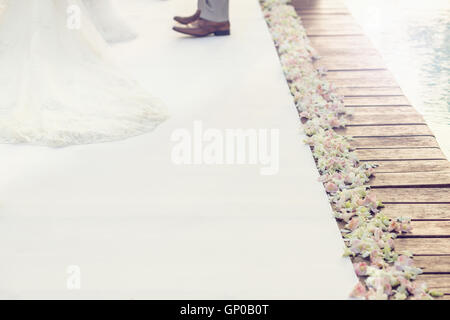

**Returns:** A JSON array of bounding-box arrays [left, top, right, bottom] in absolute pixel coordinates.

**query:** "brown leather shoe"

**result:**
[[173, 9, 201, 25], [173, 18, 230, 37]]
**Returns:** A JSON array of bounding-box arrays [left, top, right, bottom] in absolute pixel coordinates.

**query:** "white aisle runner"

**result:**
[[0, 0, 356, 299]]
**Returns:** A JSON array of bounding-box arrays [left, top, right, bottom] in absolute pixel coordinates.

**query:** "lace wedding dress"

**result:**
[[82, 0, 137, 43], [0, 0, 167, 147]]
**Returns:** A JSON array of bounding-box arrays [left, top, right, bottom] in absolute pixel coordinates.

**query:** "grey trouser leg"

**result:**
[[197, 0, 204, 12], [199, 0, 229, 22]]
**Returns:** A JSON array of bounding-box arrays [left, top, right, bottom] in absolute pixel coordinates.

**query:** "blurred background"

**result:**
[[345, 0, 450, 157]]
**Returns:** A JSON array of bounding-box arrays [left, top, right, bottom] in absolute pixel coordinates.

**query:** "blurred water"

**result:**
[[344, 0, 450, 158]]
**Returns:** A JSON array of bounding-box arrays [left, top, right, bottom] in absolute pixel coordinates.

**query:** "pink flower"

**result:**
[[395, 255, 413, 271], [329, 117, 341, 128], [374, 228, 383, 242], [388, 221, 401, 233], [353, 262, 368, 276], [332, 172, 343, 180], [325, 182, 339, 193], [366, 288, 388, 300], [379, 278, 392, 295], [347, 217, 360, 231], [388, 238, 395, 249], [370, 251, 385, 268], [350, 282, 367, 298]]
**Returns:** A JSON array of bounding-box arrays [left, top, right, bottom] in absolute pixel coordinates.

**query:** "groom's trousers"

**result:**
[[198, 0, 229, 22]]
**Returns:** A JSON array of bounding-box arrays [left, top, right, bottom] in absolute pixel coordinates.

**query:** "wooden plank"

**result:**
[[326, 76, 396, 87], [417, 275, 450, 294], [294, 1, 351, 16], [364, 160, 450, 173], [296, 2, 348, 8], [297, 9, 350, 15], [403, 221, 450, 237], [372, 188, 450, 203], [347, 106, 414, 114], [371, 172, 450, 188], [300, 15, 357, 23], [344, 96, 411, 106], [413, 256, 450, 273], [302, 19, 360, 27], [324, 71, 398, 87], [325, 70, 396, 87], [293, 0, 347, 9], [315, 55, 386, 70], [347, 114, 425, 125], [305, 25, 363, 36], [312, 40, 378, 54], [326, 70, 395, 80], [337, 125, 433, 137], [298, 7, 348, 11], [336, 87, 404, 96], [352, 136, 439, 148], [356, 148, 446, 161], [309, 35, 373, 50], [316, 47, 380, 56], [395, 238, 450, 255], [307, 30, 363, 37], [382, 203, 450, 220]]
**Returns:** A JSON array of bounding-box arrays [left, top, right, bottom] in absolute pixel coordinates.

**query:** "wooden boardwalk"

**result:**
[[292, 0, 450, 298]]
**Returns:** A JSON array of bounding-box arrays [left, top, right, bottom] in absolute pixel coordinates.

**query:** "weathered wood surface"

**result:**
[[300, 15, 357, 23], [326, 72, 398, 87], [315, 56, 386, 71], [344, 96, 411, 106], [337, 124, 433, 137], [293, 0, 347, 9], [372, 188, 450, 203], [414, 256, 450, 273], [371, 172, 450, 188], [297, 9, 350, 15], [395, 238, 450, 255], [362, 160, 450, 173], [352, 137, 438, 148], [382, 204, 450, 220], [417, 275, 450, 294], [301, 18, 364, 36], [344, 98, 411, 107], [311, 38, 378, 53], [325, 70, 395, 81], [402, 221, 450, 237], [336, 87, 404, 96], [356, 148, 446, 161], [347, 114, 425, 125], [346, 106, 414, 114], [294, 0, 450, 294]]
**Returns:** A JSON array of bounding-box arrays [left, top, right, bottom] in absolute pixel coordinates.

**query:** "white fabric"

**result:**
[[0, 0, 167, 147], [0, 0, 357, 299], [82, 0, 137, 43]]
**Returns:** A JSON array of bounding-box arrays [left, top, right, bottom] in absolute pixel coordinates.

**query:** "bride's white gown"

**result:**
[[82, 0, 137, 43], [0, 0, 167, 147]]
